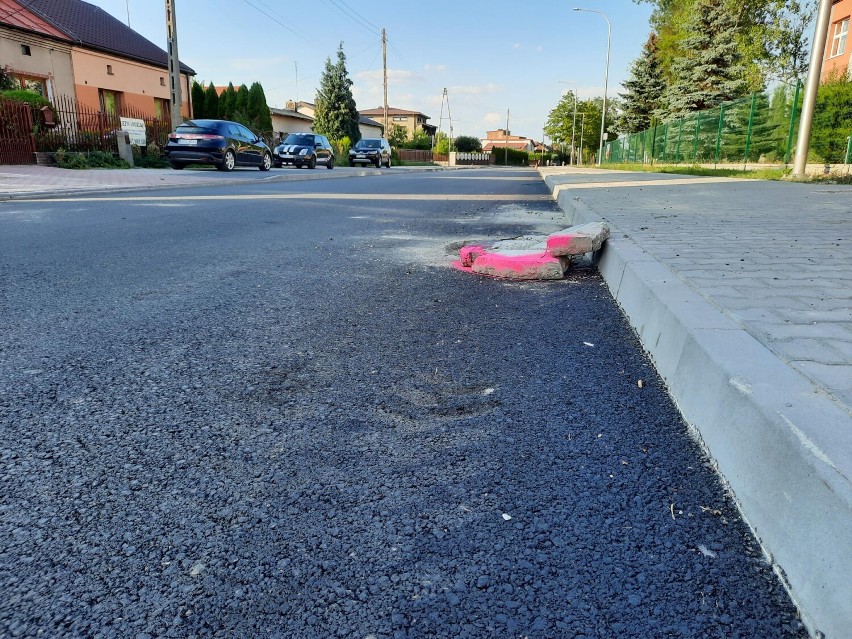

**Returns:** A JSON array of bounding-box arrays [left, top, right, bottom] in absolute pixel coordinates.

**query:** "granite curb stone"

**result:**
[[540, 168, 852, 639]]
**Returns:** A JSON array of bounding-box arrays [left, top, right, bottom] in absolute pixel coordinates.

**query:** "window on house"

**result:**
[[154, 98, 170, 121], [12, 74, 46, 96], [831, 18, 849, 57], [106, 64, 114, 75], [99, 89, 121, 115], [393, 116, 406, 121], [21, 44, 31, 56], [160, 77, 166, 86]]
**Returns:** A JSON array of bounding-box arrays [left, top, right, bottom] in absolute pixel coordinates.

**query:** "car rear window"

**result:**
[[176, 123, 220, 135], [284, 134, 314, 146], [356, 140, 382, 149]]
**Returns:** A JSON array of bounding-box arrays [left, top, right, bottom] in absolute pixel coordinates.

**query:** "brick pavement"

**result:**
[[541, 166, 851, 637]]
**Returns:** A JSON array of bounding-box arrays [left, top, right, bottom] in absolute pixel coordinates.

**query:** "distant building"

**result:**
[[0, 0, 195, 119], [481, 129, 535, 153], [358, 106, 437, 137], [275, 100, 383, 140], [822, 0, 851, 81]]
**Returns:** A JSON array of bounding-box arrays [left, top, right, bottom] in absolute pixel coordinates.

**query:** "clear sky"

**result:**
[[86, 0, 656, 140]]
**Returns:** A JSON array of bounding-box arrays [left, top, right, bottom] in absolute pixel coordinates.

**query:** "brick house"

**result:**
[[481, 129, 535, 153], [822, 0, 852, 80], [358, 106, 437, 138], [0, 0, 194, 119]]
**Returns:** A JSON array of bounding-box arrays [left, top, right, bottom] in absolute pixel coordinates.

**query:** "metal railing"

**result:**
[[604, 83, 804, 167]]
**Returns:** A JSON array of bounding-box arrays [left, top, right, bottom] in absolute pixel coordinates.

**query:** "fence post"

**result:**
[[784, 80, 802, 166], [714, 104, 725, 165], [743, 92, 757, 167], [661, 123, 669, 163], [692, 115, 701, 163], [676, 118, 683, 163], [650, 124, 657, 164]]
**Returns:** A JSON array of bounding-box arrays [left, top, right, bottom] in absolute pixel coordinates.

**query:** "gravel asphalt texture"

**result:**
[[0, 169, 806, 638]]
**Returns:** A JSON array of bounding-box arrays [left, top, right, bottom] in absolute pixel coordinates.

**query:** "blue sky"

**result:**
[[87, 0, 655, 140]]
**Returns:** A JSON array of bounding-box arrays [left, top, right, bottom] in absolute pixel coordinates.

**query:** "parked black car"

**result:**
[[274, 133, 335, 169], [349, 138, 392, 167], [164, 119, 272, 171]]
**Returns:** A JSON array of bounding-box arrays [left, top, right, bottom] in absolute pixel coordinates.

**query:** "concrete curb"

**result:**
[[542, 173, 852, 639], [0, 164, 463, 202]]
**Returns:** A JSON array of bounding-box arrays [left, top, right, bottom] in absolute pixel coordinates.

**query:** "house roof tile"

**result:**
[[19, 0, 194, 74]]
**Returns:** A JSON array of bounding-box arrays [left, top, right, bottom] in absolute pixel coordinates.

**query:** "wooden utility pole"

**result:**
[[382, 28, 389, 139], [165, 0, 183, 130]]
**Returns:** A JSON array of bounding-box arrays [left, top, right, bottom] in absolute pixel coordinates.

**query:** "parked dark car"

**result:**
[[349, 138, 392, 167], [164, 119, 272, 171], [274, 133, 335, 169]]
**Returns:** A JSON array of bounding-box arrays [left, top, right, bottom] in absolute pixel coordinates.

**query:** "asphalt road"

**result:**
[[0, 169, 805, 638]]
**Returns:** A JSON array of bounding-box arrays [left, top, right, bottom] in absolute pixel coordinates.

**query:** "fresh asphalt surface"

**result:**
[[0, 169, 804, 638]]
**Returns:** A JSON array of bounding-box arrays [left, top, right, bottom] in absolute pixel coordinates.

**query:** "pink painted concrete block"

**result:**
[[459, 245, 488, 267], [546, 222, 610, 256], [470, 250, 569, 280]]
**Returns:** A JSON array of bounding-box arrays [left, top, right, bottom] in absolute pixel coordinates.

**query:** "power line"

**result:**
[[324, 0, 380, 35], [239, 0, 310, 41]]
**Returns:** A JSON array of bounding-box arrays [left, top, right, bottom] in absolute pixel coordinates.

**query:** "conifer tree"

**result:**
[[248, 82, 273, 134], [313, 43, 361, 143], [235, 85, 250, 117], [617, 32, 665, 133], [219, 82, 236, 119], [203, 83, 219, 121], [190, 81, 206, 118], [660, 0, 750, 118]]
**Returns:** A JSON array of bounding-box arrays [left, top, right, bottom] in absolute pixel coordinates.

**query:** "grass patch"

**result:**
[[600, 163, 791, 180]]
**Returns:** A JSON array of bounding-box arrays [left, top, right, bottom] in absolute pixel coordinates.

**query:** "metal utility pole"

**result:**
[[295, 61, 299, 103], [505, 108, 509, 165], [574, 8, 610, 165], [793, 0, 833, 176], [165, 0, 183, 130], [382, 28, 389, 139], [446, 89, 454, 153], [125, 0, 131, 26], [435, 88, 446, 152]]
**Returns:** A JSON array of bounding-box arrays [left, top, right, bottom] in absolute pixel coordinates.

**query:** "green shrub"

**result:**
[[130, 143, 142, 160], [54, 149, 129, 169], [331, 136, 351, 162], [0, 89, 51, 109], [134, 153, 169, 168], [491, 148, 529, 166], [147, 142, 161, 159], [55, 150, 90, 169]]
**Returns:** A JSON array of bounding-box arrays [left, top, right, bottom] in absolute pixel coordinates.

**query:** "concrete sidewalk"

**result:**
[[540, 166, 851, 638], [0, 163, 451, 200]]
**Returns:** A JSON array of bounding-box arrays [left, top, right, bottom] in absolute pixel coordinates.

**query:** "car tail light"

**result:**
[[170, 133, 225, 141]]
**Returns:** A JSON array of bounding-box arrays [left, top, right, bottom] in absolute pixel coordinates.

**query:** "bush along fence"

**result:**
[[492, 148, 529, 166], [604, 82, 806, 167], [34, 94, 171, 155]]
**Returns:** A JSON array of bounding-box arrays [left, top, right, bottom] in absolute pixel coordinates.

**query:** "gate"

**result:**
[[0, 98, 36, 164]]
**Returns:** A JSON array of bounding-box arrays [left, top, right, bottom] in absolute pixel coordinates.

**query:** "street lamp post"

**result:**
[[574, 7, 610, 166], [557, 81, 578, 165]]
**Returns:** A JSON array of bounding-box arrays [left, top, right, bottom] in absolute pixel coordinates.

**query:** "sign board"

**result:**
[[120, 117, 147, 146]]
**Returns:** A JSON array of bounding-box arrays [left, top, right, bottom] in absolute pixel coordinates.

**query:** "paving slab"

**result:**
[[540, 166, 852, 639]]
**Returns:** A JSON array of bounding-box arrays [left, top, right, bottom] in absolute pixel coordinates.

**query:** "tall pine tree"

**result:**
[[219, 83, 236, 119], [662, 0, 748, 118], [313, 43, 361, 143], [203, 83, 219, 120], [190, 81, 206, 118], [235, 85, 250, 118], [248, 82, 273, 134], [617, 32, 665, 133]]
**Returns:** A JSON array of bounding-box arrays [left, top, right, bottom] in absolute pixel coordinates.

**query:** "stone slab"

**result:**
[[469, 250, 569, 280], [547, 221, 611, 256]]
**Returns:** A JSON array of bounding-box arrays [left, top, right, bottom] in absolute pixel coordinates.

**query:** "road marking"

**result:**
[[19, 193, 552, 203], [551, 176, 737, 196]]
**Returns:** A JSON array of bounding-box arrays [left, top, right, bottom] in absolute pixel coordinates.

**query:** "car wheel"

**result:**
[[386, 156, 392, 168], [326, 156, 334, 170], [259, 152, 272, 171], [308, 155, 317, 169], [218, 149, 236, 172], [169, 161, 185, 170]]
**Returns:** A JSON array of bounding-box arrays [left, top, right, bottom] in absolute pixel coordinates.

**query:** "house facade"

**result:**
[[822, 0, 852, 80], [358, 106, 436, 137], [481, 129, 535, 153], [0, 0, 194, 119], [281, 100, 384, 139]]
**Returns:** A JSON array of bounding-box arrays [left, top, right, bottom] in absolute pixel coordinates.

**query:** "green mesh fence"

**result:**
[[604, 83, 803, 166]]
